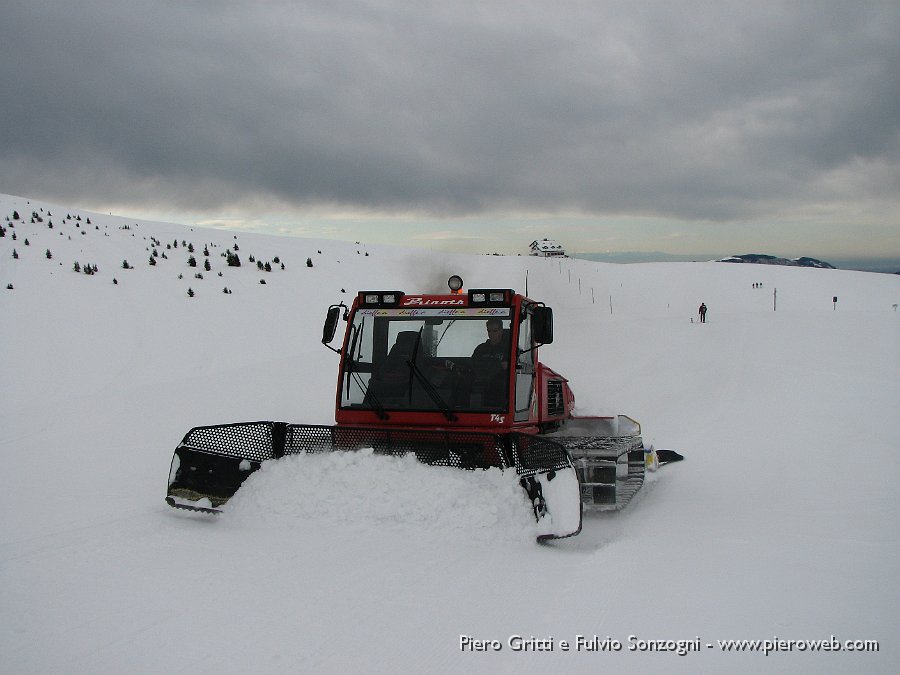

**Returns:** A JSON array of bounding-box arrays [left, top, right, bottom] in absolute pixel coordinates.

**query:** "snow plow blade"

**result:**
[[166, 421, 582, 540], [546, 416, 651, 511]]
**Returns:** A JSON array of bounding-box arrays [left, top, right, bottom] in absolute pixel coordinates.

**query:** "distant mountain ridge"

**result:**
[[718, 254, 836, 269]]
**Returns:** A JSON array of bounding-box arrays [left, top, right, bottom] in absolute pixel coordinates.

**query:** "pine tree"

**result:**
[[74, 261, 81, 272], [188, 255, 197, 267], [187, 287, 195, 297], [45, 249, 53, 259], [306, 257, 313, 267], [204, 258, 211, 272]]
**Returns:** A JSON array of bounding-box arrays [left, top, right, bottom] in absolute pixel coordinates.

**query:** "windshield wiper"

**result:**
[[407, 328, 457, 422], [359, 372, 389, 420]]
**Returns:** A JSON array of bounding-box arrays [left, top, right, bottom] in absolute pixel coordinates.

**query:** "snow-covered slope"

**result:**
[[1, 194, 898, 674]]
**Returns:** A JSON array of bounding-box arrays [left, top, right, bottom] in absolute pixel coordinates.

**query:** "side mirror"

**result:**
[[532, 306, 553, 344], [322, 305, 341, 345]]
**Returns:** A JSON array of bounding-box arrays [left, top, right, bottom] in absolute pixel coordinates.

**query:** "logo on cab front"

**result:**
[[402, 297, 465, 306]]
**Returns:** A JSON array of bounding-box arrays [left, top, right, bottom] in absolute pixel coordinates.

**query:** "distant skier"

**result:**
[[698, 302, 707, 323]]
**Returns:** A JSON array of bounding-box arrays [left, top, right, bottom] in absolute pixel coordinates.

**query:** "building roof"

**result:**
[[530, 238, 565, 252]]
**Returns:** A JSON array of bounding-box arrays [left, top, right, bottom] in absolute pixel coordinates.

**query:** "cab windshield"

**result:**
[[340, 308, 513, 412]]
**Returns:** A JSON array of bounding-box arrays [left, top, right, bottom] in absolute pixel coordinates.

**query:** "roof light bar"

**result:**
[[358, 291, 405, 307], [468, 288, 513, 306]]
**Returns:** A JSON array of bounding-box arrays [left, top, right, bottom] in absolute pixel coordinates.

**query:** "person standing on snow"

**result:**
[[698, 302, 707, 323]]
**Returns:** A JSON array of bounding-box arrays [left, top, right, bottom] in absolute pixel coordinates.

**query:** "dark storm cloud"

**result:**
[[2, 0, 899, 222]]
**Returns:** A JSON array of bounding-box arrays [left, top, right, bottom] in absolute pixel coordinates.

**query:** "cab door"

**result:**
[[514, 305, 536, 422]]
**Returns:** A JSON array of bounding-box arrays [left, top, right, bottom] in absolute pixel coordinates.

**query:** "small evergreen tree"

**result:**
[[306, 257, 313, 267], [149, 256, 157, 266], [45, 249, 52, 259], [204, 258, 211, 272], [188, 255, 197, 267], [122, 259, 131, 269], [187, 287, 195, 297], [73, 261, 81, 272]]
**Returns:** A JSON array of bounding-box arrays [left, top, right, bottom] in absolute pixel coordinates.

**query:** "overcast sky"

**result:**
[[2, 1, 899, 258]]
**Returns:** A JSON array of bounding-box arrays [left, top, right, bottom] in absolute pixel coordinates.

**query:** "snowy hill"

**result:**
[[718, 254, 836, 269], [2, 193, 898, 674]]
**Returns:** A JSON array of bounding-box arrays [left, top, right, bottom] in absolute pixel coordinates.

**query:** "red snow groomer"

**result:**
[[166, 276, 675, 540]]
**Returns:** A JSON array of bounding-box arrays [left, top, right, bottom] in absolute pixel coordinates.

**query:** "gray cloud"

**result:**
[[2, 0, 899, 228]]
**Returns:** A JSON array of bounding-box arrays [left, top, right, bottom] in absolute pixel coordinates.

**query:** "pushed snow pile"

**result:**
[[223, 448, 539, 543]]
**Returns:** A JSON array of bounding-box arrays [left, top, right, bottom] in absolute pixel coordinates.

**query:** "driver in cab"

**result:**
[[472, 317, 509, 368]]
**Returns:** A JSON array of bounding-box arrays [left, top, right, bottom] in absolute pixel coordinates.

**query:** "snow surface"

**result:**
[[1, 194, 898, 674]]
